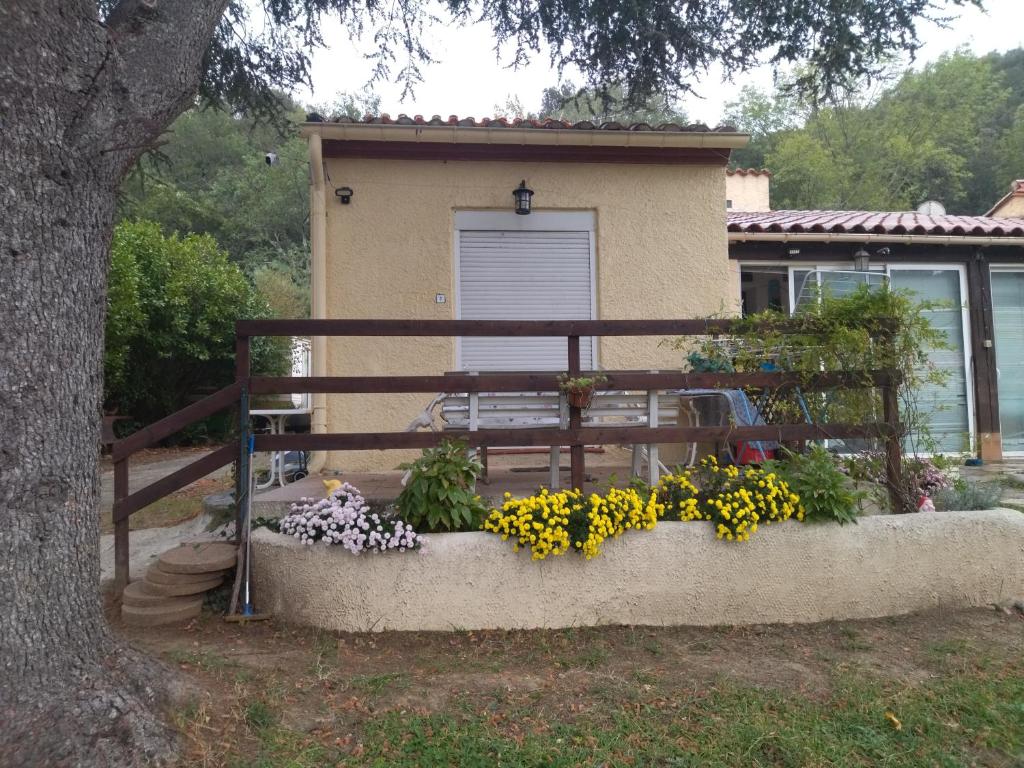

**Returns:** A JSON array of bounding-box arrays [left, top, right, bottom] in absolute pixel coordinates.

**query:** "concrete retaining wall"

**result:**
[[251, 510, 1024, 632]]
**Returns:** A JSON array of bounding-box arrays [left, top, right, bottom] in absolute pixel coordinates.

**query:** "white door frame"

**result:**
[[735, 261, 975, 454], [453, 210, 598, 370], [988, 266, 1024, 456], [883, 263, 975, 454]]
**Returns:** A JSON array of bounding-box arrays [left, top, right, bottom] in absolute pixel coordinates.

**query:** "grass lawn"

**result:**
[[114, 606, 1024, 767]]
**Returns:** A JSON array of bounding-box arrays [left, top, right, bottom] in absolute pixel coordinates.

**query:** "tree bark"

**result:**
[[0, 1, 228, 764]]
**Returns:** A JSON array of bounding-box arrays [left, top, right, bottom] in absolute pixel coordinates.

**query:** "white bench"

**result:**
[[437, 388, 686, 488]]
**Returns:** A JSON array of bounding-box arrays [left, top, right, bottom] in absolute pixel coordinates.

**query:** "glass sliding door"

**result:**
[[888, 268, 972, 454], [991, 270, 1024, 453]]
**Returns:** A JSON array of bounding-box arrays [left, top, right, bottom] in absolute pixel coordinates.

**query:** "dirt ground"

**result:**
[[111, 600, 1024, 767]]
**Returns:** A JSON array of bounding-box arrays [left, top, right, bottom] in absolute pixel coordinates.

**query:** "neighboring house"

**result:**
[[986, 179, 1024, 217], [727, 177, 1024, 461], [302, 114, 748, 472], [725, 168, 771, 212]]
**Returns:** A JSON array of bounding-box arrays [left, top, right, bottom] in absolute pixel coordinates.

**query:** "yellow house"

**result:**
[[301, 115, 748, 472]]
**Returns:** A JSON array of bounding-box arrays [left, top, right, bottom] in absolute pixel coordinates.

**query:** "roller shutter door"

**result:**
[[458, 229, 595, 371]]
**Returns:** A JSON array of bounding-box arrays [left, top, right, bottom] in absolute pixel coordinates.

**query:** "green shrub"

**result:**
[[396, 439, 489, 532], [766, 446, 863, 525], [931, 481, 1002, 511], [105, 220, 288, 436]]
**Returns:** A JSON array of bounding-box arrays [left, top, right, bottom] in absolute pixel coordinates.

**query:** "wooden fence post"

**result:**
[[881, 369, 907, 513], [113, 458, 129, 592], [568, 335, 585, 491]]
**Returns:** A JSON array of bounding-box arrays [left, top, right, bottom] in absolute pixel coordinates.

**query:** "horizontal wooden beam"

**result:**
[[235, 318, 896, 338], [254, 423, 892, 453], [249, 370, 894, 395], [320, 139, 733, 165], [113, 444, 238, 522], [112, 382, 241, 460]]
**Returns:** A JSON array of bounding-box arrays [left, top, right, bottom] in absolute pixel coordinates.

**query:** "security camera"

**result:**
[[265, 152, 279, 166]]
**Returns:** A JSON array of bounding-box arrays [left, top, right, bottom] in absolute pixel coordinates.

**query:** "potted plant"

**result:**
[[557, 373, 608, 410]]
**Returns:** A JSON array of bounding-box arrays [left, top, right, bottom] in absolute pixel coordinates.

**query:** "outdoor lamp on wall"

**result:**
[[853, 247, 871, 272], [335, 186, 354, 205], [513, 180, 534, 215]]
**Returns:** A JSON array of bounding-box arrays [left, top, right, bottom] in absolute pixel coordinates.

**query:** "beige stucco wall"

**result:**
[[991, 194, 1024, 218], [253, 509, 1024, 632], [725, 172, 771, 212], [319, 157, 735, 471]]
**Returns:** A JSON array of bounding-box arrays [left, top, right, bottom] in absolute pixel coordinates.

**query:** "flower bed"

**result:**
[[251, 508, 1024, 633]]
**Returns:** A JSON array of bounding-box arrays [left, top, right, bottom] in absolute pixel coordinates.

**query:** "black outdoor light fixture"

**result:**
[[335, 186, 354, 205], [513, 180, 534, 215], [853, 246, 871, 271]]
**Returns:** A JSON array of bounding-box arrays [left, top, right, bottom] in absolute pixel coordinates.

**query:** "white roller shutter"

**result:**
[[457, 229, 595, 371]]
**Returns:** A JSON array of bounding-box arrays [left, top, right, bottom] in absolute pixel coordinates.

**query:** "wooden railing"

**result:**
[[111, 317, 904, 593]]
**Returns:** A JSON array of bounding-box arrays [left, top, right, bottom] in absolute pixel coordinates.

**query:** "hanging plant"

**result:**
[[557, 373, 608, 410]]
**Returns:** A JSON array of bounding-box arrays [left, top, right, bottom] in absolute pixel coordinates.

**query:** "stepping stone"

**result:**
[[146, 564, 229, 586], [143, 574, 224, 597], [123, 580, 179, 608], [158, 541, 237, 574], [122, 596, 202, 627]]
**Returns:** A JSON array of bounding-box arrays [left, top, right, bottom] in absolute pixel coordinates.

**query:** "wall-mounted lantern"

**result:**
[[853, 247, 870, 272], [335, 186, 354, 205], [513, 180, 534, 215]]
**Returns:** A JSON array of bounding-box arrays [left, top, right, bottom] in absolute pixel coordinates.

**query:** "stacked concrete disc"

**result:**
[[122, 541, 237, 627]]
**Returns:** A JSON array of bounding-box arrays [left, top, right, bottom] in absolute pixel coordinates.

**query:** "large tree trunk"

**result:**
[[0, 1, 228, 764]]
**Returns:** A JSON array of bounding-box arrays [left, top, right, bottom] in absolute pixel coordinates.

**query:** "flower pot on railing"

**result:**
[[557, 373, 607, 412], [565, 386, 595, 410]]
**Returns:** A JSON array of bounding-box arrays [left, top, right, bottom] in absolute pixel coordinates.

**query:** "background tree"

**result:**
[[0, 0, 982, 764], [538, 81, 688, 124], [105, 220, 288, 432], [728, 49, 1024, 213]]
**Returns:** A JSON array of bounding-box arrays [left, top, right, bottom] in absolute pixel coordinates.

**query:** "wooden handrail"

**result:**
[[113, 444, 239, 523], [236, 317, 898, 338], [248, 370, 896, 395], [255, 422, 894, 453], [111, 382, 242, 461]]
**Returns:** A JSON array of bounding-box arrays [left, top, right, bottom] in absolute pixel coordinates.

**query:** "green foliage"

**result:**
[[766, 447, 863, 525], [397, 440, 489, 532], [698, 284, 950, 453], [253, 262, 309, 319], [932, 481, 1003, 512], [729, 49, 1024, 214], [685, 351, 733, 373], [105, 0, 974, 123], [680, 285, 951, 512], [119, 104, 311, 273], [105, 220, 288, 431], [537, 82, 687, 124], [556, 373, 608, 392]]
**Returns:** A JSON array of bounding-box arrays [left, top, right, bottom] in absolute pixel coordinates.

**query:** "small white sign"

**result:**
[[435, 293, 446, 304]]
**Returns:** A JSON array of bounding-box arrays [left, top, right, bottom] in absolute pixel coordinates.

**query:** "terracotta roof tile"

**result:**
[[726, 168, 772, 177], [305, 112, 738, 133], [727, 210, 1024, 237]]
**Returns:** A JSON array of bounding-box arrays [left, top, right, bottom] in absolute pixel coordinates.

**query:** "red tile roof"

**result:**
[[305, 112, 738, 133], [726, 168, 772, 177], [727, 210, 1024, 237]]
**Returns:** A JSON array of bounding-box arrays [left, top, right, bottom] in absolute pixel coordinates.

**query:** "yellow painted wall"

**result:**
[[992, 195, 1024, 217], [319, 157, 736, 471], [725, 173, 771, 212]]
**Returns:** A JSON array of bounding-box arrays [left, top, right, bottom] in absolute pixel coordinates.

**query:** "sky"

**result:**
[[297, 0, 1024, 125]]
